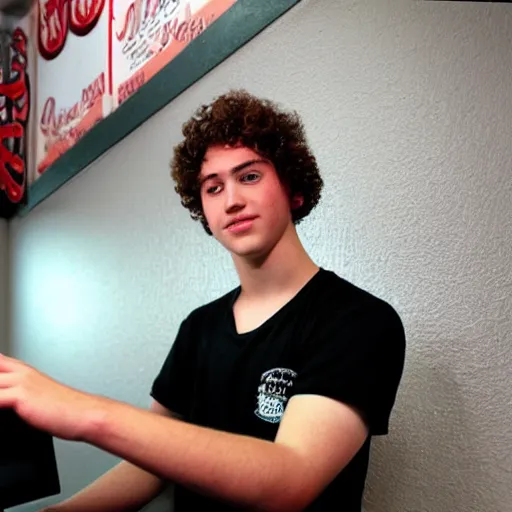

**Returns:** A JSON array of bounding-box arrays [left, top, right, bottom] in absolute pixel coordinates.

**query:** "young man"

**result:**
[[0, 90, 406, 511]]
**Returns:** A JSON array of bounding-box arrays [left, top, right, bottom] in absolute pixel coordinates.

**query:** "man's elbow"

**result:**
[[252, 466, 323, 512]]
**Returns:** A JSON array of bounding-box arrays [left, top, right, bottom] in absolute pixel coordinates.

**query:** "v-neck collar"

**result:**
[[225, 267, 326, 340]]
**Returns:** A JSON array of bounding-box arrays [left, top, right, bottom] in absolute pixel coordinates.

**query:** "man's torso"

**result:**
[[152, 268, 405, 511]]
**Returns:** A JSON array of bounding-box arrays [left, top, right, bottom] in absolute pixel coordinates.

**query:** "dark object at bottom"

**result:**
[[0, 0, 36, 17], [0, 409, 61, 509]]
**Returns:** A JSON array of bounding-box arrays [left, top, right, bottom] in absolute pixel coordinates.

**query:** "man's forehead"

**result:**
[[200, 145, 264, 176]]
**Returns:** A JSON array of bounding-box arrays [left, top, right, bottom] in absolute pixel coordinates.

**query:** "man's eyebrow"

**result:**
[[199, 158, 269, 186]]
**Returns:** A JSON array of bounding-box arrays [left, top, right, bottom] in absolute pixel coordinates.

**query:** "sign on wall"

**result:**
[[35, 0, 111, 180], [0, 9, 35, 219], [111, 0, 237, 108]]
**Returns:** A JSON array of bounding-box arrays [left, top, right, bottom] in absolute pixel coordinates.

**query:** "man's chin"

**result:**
[[229, 244, 270, 264]]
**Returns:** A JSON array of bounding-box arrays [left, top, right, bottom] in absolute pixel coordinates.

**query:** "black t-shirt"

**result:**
[[151, 268, 406, 511]]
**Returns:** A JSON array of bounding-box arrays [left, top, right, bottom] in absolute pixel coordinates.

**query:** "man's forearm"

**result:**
[[83, 399, 309, 511]]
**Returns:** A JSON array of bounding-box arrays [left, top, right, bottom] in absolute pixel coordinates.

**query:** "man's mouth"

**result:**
[[225, 215, 258, 232]]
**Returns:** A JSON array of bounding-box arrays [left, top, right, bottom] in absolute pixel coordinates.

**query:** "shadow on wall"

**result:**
[[363, 350, 501, 512]]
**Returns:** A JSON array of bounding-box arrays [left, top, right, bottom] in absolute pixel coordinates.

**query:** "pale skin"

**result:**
[[0, 144, 369, 511]]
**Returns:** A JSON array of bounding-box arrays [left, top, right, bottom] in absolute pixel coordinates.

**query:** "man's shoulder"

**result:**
[[315, 268, 404, 330], [318, 268, 396, 307], [309, 270, 406, 377]]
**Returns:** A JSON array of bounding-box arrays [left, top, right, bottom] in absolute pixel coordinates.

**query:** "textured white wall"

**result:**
[[6, 1, 512, 511], [0, 219, 8, 354]]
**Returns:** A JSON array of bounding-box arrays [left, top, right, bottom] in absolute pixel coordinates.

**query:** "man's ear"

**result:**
[[291, 193, 304, 210]]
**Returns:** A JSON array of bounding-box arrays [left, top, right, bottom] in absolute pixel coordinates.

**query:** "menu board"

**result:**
[[35, 0, 112, 179], [111, 0, 237, 107]]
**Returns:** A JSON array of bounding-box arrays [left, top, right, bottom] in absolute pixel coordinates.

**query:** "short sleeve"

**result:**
[[150, 315, 197, 418], [290, 300, 406, 436]]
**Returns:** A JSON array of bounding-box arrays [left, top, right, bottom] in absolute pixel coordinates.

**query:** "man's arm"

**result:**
[[0, 354, 368, 511], [85, 393, 368, 511], [41, 401, 177, 512]]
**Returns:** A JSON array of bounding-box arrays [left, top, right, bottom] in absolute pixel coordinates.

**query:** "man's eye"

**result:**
[[242, 172, 260, 182], [206, 184, 222, 194]]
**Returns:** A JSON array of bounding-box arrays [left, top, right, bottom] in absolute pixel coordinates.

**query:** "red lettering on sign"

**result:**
[[162, 4, 214, 46], [40, 72, 105, 139], [116, 0, 164, 42], [70, 0, 106, 36], [117, 70, 145, 105], [0, 28, 30, 206], [38, 0, 106, 60]]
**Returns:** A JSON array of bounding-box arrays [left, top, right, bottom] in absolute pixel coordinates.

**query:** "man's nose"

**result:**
[[224, 182, 245, 213]]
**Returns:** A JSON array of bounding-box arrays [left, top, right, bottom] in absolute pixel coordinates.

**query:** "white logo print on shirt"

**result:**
[[255, 368, 298, 423]]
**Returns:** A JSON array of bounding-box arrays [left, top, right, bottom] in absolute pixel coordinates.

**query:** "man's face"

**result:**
[[199, 144, 300, 260]]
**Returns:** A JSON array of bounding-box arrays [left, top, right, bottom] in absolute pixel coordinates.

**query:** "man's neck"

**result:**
[[232, 225, 320, 301]]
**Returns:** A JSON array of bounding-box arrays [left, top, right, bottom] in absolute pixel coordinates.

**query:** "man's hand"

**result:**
[[0, 353, 106, 441]]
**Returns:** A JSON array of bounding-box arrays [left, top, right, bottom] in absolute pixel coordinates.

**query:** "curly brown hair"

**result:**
[[170, 89, 323, 235]]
